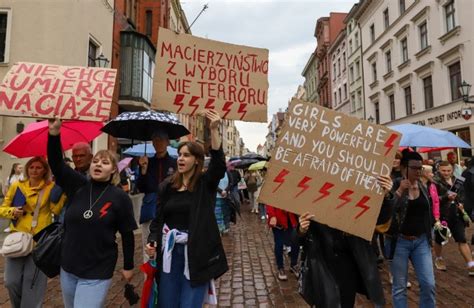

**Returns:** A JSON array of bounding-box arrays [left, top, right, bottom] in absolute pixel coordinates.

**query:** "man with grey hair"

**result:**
[[71, 142, 93, 176], [137, 130, 177, 261]]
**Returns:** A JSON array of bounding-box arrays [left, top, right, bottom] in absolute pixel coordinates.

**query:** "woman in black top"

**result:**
[[145, 110, 228, 307], [48, 119, 137, 308]]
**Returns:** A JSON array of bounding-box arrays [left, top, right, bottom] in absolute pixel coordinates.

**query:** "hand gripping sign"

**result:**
[[258, 98, 401, 240], [152, 27, 268, 123], [0, 62, 117, 122]]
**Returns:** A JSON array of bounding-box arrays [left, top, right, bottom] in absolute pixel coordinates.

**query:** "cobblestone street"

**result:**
[[0, 202, 473, 307]]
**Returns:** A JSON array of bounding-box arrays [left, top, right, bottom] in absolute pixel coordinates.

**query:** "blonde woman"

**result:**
[[0, 157, 66, 308]]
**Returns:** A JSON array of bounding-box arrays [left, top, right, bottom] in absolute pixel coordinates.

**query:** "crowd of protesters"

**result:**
[[1, 112, 474, 308]]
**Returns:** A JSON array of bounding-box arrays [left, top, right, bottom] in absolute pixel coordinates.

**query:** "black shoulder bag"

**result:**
[[32, 221, 64, 278]]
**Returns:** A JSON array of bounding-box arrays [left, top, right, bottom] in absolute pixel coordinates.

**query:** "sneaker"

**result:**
[[468, 265, 474, 276], [434, 258, 447, 271], [407, 281, 412, 288], [260, 215, 266, 220], [277, 269, 288, 281], [290, 265, 299, 278], [3, 227, 10, 233]]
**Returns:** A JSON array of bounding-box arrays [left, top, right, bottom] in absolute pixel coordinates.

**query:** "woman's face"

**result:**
[[393, 158, 401, 169], [28, 162, 46, 181], [406, 160, 423, 181], [90, 155, 116, 182], [15, 164, 23, 174], [177, 146, 197, 175], [422, 168, 433, 181]]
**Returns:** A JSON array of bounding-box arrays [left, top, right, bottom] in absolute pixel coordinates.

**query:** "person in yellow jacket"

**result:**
[[0, 156, 66, 308]]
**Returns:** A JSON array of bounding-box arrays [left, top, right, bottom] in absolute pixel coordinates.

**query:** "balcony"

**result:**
[[119, 31, 156, 111]]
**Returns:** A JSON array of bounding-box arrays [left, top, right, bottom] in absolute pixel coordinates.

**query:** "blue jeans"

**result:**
[[158, 244, 207, 307], [60, 268, 112, 308], [391, 234, 435, 308], [272, 225, 299, 269], [258, 203, 266, 218]]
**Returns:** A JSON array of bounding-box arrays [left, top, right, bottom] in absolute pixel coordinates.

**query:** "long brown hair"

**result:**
[[171, 142, 205, 192]]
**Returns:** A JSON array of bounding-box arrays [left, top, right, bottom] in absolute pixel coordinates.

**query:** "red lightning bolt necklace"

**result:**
[[83, 183, 110, 220]]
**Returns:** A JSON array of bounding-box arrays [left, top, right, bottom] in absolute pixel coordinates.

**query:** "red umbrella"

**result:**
[[3, 120, 103, 158]]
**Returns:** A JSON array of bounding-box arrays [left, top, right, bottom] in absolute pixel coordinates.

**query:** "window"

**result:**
[[423, 76, 433, 109], [445, 1, 456, 32], [355, 60, 360, 78], [349, 40, 353, 54], [449, 61, 462, 100], [342, 52, 346, 69], [401, 37, 408, 63], [370, 24, 375, 43], [88, 40, 98, 67], [375, 102, 380, 124], [357, 90, 362, 109], [338, 88, 342, 103], [399, 0, 406, 15], [404, 86, 412, 115], [350, 66, 354, 82], [337, 58, 341, 76], [334, 91, 338, 104], [355, 32, 359, 47], [333, 63, 337, 79], [145, 10, 153, 37], [419, 22, 428, 50], [389, 94, 395, 120], [385, 50, 392, 73], [351, 94, 356, 111], [343, 83, 347, 99], [372, 62, 377, 82], [383, 8, 390, 29], [0, 10, 10, 63]]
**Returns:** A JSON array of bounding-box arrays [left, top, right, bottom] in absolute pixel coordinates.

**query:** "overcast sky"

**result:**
[[181, 0, 356, 152]]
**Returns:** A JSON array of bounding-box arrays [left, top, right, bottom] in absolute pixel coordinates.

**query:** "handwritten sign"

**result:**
[[0, 62, 117, 121], [152, 27, 268, 122], [258, 98, 401, 240]]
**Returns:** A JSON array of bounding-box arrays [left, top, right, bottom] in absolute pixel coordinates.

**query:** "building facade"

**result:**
[[0, 0, 112, 181], [329, 29, 350, 114], [358, 0, 474, 157], [345, 3, 365, 119], [301, 52, 319, 103]]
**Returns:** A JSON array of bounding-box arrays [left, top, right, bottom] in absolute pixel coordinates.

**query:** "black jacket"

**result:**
[[137, 153, 177, 194], [148, 147, 228, 287], [300, 194, 394, 307], [462, 167, 474, 216]]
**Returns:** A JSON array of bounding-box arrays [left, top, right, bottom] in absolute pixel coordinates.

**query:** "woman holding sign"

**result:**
[[298, 175, 394, 308], [145, 110, 228, 307]]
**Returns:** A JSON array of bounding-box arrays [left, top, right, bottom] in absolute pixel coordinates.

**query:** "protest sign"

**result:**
[[0, 62, 117, 122], [152, 27, 268, 122], [258, 98, 401, 240]]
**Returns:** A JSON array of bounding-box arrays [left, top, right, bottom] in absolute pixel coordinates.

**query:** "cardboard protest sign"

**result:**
[[0, 62, 117, 122], [152, 27, 268, 122], [258, 98, 401, 240]]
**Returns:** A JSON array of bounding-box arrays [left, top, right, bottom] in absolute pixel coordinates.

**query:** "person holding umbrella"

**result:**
[[145, 109, 228, 307], [47, 118, 138, 308]]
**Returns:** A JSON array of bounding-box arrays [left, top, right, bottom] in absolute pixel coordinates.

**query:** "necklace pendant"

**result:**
[[83, 210, 93, 219]]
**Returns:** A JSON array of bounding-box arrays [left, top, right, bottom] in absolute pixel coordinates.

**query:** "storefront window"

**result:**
[[452, 128, 472, 158]]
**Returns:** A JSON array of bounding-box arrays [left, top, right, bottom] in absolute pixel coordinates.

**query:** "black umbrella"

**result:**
[[241, 152, 267, 161], [101, 111, 190, 140], [234, 158, 259, 169]]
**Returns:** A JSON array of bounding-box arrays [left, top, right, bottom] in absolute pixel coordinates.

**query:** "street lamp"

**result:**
[[95, 53, 110, 68], [459, 80, 474, 103], [367, 116, 375, 123]]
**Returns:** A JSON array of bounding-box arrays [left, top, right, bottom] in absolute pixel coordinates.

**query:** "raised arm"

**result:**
[[47, 118, 87, 196], [204, 110, 225, 189]]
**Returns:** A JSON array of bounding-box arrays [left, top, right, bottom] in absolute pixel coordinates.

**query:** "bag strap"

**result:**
[[31, 189, 45, 230]]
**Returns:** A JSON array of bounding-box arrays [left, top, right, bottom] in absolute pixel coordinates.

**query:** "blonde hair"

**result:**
[[422, 165, 433, 173], [93, 150, 120, 185]]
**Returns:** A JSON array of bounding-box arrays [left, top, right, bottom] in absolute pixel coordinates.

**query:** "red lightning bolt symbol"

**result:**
[[295, 176, 312, 198], [313, 182, 334, 203], [336, 189, 354, 209], [272, 169, 290, 193], [188, 95, 200, 116], [383, 133, 398, 156], [222, 101, 233, 119], [238, 103, 247, 120], [205, 99, 215, 109], [99, 202, 112, 218], [354, 196, 371, 219], [173, 94, 185, 113]]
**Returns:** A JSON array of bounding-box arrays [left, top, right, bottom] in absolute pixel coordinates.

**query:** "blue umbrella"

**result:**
[[123, 143, 178, 157], [389, 124, 471, 148]]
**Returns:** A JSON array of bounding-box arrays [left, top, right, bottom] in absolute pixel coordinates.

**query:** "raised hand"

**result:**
[[48, 117, 62, 136]]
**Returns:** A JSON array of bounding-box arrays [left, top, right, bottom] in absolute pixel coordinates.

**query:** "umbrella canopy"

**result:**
[[3, 120, 103, 158], [248, 161, 267, 171], [102, 110, 190, 140], [123, 143, 178, 158], [241, 152, 267, 161], [389, 124, 471, 148], [118, 157, 133, 172], [234, 158, 259, 169]]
